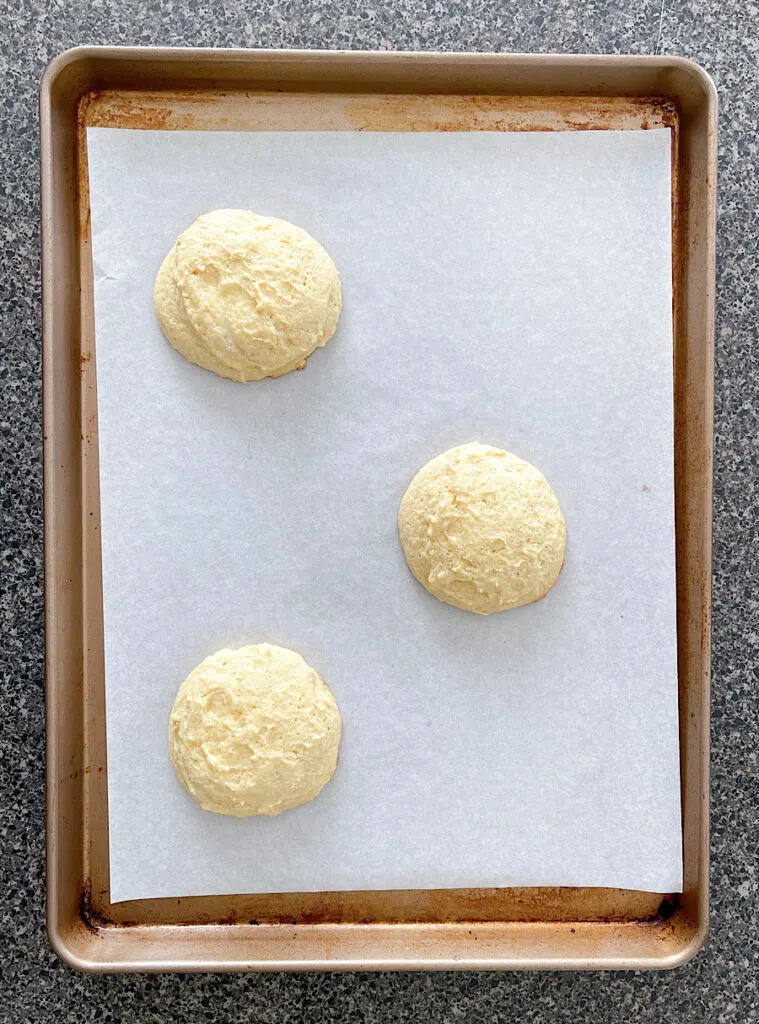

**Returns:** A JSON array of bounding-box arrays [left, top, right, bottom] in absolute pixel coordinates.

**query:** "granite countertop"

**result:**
[[2, 0, 757, 1020]]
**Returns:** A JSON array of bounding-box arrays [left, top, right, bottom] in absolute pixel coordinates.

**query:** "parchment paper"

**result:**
[[87, 126, 682, 903]]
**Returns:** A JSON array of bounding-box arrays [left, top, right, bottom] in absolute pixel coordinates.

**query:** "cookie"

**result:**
[[398, 442, 566, 615], [168, 643, 341, 816], [154, 209, 341, 381]]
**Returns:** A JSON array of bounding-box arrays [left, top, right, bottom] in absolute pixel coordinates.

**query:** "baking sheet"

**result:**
[[87, 126, 682, 903]]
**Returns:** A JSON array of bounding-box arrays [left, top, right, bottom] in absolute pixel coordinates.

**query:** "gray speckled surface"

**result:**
[[1, 0, 757, 1019]]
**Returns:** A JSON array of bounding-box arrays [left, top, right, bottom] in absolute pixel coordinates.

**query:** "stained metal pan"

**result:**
[[41, 47, 716, 971]]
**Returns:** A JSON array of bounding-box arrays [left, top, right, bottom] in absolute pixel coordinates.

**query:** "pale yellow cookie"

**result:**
[[168, 643, 341, 816], [398, 442, 566, 615], [154, 209, 341, 381]]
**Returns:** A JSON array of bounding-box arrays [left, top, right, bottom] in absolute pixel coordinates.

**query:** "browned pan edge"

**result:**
[[41, 48, 716, 972]]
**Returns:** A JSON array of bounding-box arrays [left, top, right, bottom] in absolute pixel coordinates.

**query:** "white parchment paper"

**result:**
[[87, 126, 682, 903]]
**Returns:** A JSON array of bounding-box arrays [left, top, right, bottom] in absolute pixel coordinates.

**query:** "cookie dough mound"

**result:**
[[169, 643, 342, 816], [398, 442, 566, 615], [154, 209, 342, 381]]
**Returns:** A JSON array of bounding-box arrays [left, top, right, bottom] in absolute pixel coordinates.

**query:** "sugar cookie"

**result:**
[[154, 209, 341, 381], [169, 643, 341, 816], [398, 442, 566, 614]]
